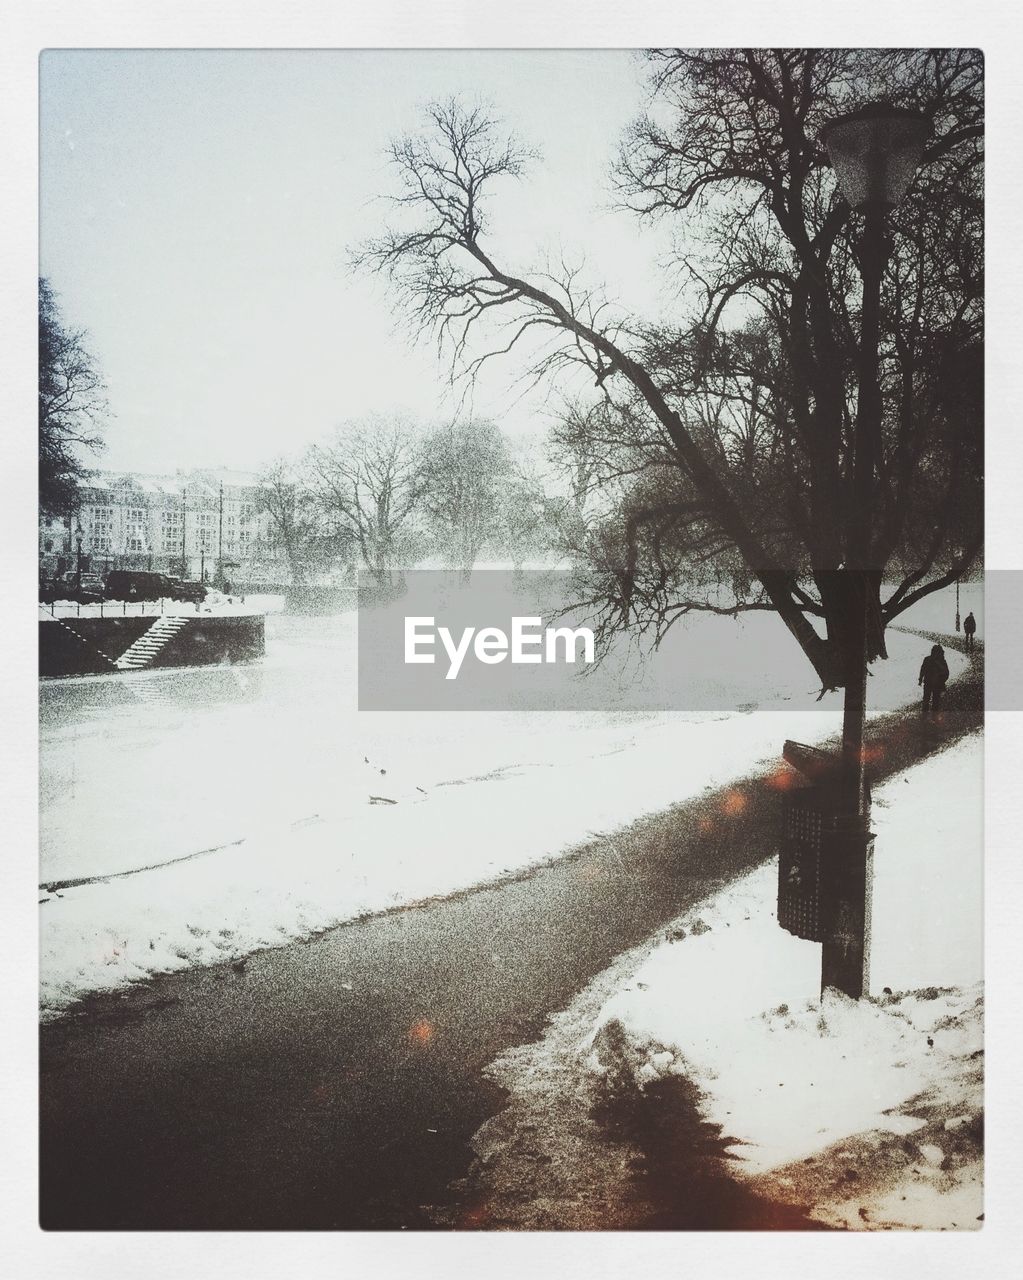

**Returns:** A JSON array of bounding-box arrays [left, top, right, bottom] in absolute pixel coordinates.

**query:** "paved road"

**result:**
[[40, 643, 982, 1230]]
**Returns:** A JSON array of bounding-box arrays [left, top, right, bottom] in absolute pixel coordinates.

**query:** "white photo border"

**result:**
[[2, 3, 1020, 1276]]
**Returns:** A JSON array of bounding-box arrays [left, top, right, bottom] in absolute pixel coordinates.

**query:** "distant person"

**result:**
[[963, 611, 977, 651], [919, 644, 950, 716]]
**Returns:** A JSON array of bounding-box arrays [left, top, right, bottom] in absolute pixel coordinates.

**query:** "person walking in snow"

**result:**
[[963, 611, 976, 651], [919, 644, 950, 716]]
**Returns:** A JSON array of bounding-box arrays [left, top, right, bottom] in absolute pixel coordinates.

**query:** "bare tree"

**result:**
[[548, 400, 615, 518], [256, 458, 323, 585], [420, 418, 511, 575], [39, 278, 108, 516], [356, 56, 982, 688], [305, 415, 427, 585], [496, 444, 563, 572]]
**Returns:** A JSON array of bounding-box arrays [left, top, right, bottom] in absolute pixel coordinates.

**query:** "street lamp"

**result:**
[[822, 105, 930, 565], [815, 103, 929, 999], [74, 521, 84, 585], [180, 490, 188, 580], [821, 105, 930, 211]]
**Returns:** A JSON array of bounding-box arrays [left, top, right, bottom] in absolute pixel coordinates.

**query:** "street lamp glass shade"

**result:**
[[821, 106, 930, 209]]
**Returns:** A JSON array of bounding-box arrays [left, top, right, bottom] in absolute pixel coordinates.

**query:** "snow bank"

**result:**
[[584, 734, 983, 1229], [38, 708, 820, 1015]]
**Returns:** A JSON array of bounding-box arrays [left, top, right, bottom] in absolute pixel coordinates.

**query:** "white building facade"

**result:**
[[40, 468, 289, 587]]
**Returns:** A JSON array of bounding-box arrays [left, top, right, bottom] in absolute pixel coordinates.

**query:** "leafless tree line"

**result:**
[[257, 414, 573, 585]]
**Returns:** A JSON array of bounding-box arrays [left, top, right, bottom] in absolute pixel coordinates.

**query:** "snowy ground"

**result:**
[[38, 582, 980, 1019], [461, 733, 982, 1231]]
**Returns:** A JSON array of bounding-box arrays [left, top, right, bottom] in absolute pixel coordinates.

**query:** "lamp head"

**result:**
[[821, 104, 930, 210]]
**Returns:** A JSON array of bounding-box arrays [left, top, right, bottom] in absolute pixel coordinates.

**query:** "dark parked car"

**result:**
[[47, 570, 105, 603], [103, 570, 177, 602], [74, 572, 106, 602], [167, 578, 208, 604]]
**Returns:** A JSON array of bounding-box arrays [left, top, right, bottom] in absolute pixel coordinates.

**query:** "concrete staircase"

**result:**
[[114, 616, 189, 671]]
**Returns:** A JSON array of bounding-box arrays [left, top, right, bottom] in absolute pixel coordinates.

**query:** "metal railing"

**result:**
[[39, 599, 260, 620]]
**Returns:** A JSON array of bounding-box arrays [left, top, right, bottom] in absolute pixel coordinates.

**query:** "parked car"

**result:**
[[76, 572, 106, 602], [102, 570, 177, 602], [166, 578, 208, 604], [51, 570, 105, 603]]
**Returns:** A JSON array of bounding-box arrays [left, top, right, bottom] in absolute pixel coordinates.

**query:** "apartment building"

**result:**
[[40, 468, 288, 585]]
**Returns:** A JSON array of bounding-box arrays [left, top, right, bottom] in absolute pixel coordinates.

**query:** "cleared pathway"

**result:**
[[40, 640, 982, 1230]]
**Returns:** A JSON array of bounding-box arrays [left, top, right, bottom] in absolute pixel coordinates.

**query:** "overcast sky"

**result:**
[[40, 49, 676, 475]]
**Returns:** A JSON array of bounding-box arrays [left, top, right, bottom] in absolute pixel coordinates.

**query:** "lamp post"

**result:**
[[818, 104, 929, 998], [217, 480, 225, 589], [180, 490, 188, 579]]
